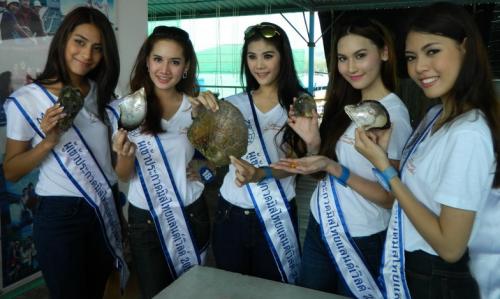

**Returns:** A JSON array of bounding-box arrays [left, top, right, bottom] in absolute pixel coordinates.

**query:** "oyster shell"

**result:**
[[293, 93, 317, 117], [344, 100, 390, 130], [119, 87, 147, 130], [188, 100, 248, 167], [56, 85, 84, 131]]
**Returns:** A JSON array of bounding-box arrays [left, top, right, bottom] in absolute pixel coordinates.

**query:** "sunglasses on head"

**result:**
[[244, 23, 280, 40]]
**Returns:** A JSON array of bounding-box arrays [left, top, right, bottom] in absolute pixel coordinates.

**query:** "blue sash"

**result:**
[[380, 105, 443, 299], [243, 94, 301, 283], [107, 104, 202, 279], [317, 175, 383, 298], [7, 83, 129, 289]]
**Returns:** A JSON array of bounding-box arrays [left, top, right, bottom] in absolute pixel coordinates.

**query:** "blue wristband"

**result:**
[[259, 166, 273, 181], [336, 165, 350, 187], [372, 166, 398, 192]]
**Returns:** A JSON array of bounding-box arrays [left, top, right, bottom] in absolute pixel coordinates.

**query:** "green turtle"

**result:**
[[188, 100, 248, 167]]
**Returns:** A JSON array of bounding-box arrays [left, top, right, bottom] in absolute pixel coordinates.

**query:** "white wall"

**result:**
[[116, 0, 148, 97]]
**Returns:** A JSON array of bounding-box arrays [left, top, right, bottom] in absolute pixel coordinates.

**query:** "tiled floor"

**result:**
[[2, 174, 317, 299]]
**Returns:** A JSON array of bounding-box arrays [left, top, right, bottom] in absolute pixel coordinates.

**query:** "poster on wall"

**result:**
[[0, 0, 115, 293], [0, 0, 116, 91], [0, 157, 40, 292]]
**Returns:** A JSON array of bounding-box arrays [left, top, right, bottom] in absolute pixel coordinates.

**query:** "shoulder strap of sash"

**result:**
[[243, 93, 301, 283], [380, 105, 443, 299]]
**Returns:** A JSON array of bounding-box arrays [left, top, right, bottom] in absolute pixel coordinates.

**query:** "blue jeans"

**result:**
[[405, 250, 479, 299], [128, 196, 210, 299], [33, 196, 113, 299], [212, 195, 299, 282], [298, 214, 385, 296]]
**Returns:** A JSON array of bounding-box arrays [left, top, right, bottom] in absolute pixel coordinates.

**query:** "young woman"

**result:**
[[108, 26, 217, 299], [354, 3, 499, 299], [212, 22, 306, 284], [3, 6, 126, 299], [272, 18, 412, 297]]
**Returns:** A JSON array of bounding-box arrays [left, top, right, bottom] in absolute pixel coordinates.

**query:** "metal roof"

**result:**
[[148, 0, 497, 20]]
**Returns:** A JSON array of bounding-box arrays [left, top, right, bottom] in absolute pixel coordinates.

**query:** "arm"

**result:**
[[354, 127, 484, 262], [230, 156, 293, 188], [15, 24, 31, 38], [271, 155, 394, 208], [112, 129, 136, 181], [3, 104, 65, 182], [4, 138, 53, 182], [389, 177, 475, 262], [327, 158, 396, 209]]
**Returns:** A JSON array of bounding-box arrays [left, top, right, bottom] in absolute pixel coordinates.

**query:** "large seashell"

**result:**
[[56, 85, 84, 131], [293, 93, 317, 117], [344, 100, 390, 130], [119, 87, 147, 130], [188, 100, 248, 167]]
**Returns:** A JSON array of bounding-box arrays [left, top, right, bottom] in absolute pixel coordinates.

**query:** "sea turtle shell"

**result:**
[[119, 87, 147, 131], [344, 100, 390, 130], [188, 100, 248, 167], [293, 93, 317, 117], [56, 85, 84, 131]]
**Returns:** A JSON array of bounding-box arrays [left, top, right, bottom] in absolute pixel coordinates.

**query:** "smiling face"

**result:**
[[405, 31, 465, 101], [64, 23, 103, 84], [337, 34, 387, 96], [146, 39, 188, 93], [246, 39, 281, 88]]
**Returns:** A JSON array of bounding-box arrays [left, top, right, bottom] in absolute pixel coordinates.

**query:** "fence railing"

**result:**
[[199, 85, 244, 98], [199, 84, 327, 99]]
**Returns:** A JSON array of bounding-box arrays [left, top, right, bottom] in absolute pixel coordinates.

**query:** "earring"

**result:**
[[182, 71, 188, 79]]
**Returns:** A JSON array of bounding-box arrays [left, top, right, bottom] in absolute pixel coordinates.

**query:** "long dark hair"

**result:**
[[320, 18, 397, 162], [240, 22, 307, 156], [35, 6, 119, 121], [408, 2, 499, 187], [130, 25, 199, 134]]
